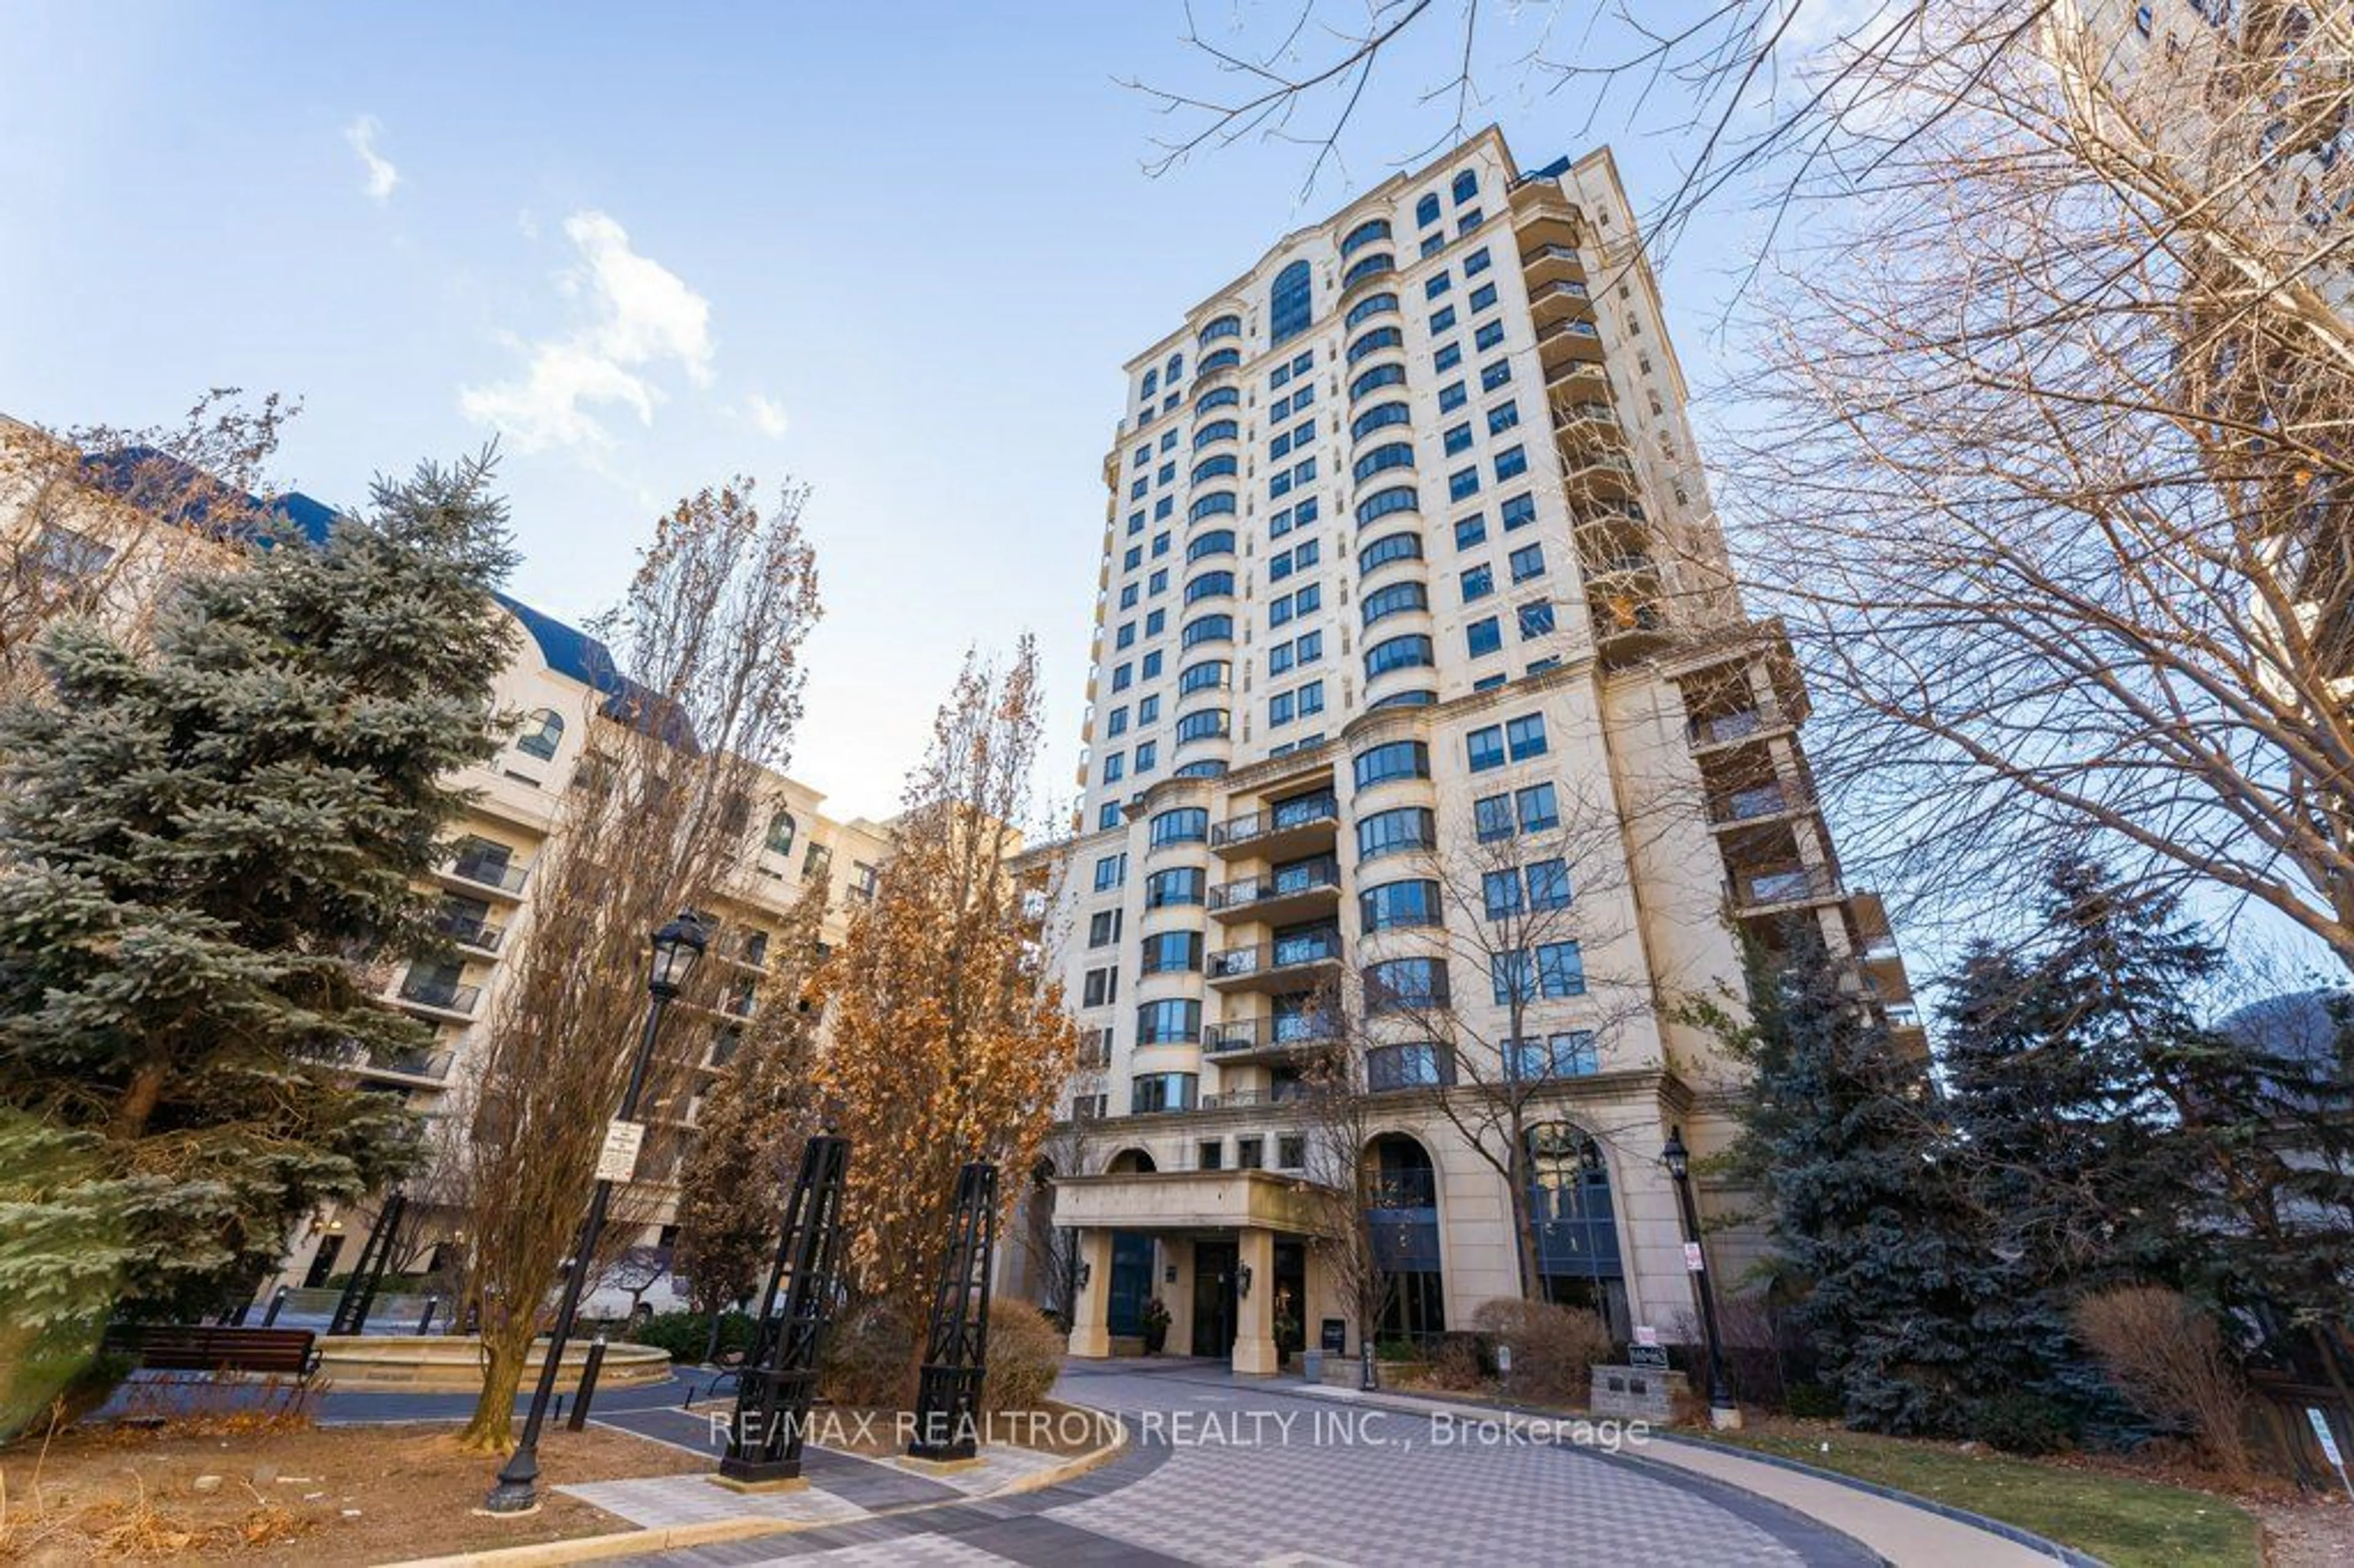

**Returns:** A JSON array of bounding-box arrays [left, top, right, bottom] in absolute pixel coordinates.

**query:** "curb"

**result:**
[[1656, 1434, 2100, 1566], [381, 1514, 805, 1568], [380, 1401, 1131, 1568]]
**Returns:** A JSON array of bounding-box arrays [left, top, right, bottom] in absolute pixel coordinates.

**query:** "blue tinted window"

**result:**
[[1270, 259, 1314, 345]]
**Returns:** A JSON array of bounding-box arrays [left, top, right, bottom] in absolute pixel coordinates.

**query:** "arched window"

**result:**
[[516, 708, 565, 761], [1524, 1122, 1626, 1330], [1198, 314, 1243, 345], [1452, 169, 1478, 204], [765, 809, 797, 856], [1415, 192, 1441, 228], [1270, 259, 1314, 344], [1365, 1133, 1446, 1339]]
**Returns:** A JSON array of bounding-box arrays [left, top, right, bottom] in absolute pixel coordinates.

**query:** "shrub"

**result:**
[[1426, 1334, 1485, 1391], [1785, 1381, 1842, 1420], [985, 1301, 1065, 1412], [625, 1309, 755, 1366], [2073, 1285, 2249, 1477], [819, 1299, 918, 1408], [1471, 1299, 1613, 1404], [1969, 1391, 2080, 1455]]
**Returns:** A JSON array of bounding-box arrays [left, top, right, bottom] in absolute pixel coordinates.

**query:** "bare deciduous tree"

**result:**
[[1290, 1039, 1393, 1387], [453, 478, 820, 1449], [0, 392, 296, 699], [1124, 2, 2064, 259], [1718, 6, 2354, 968]]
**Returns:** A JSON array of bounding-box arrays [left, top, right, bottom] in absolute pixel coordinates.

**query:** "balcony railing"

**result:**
[[1212, 792, 1339, 849], [1686, 704, 1788, 749], [1202, 1014, 1338, 1055], [1709, 779, 1808, 824], [1730, 864, 1842, 909], [398, 972, 482, 1016], [309, 1039, 458, 1083], [1208, 856, 1341, 913], [446, 852, 528, 893], [1208, 928, 1345, 980], [433, 910, 505, 952]]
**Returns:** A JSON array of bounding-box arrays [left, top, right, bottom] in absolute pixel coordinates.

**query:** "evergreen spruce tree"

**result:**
[[1725, 927, 1992, 1435], [0, 454, 514, 1323]]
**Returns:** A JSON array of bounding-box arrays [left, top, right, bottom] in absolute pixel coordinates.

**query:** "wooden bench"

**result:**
[[103, 1325, 322, 1408]]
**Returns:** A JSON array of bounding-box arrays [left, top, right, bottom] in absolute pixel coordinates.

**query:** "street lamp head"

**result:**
[[1661, 1125, 1691, 1184], [649, 909, 710, 998]]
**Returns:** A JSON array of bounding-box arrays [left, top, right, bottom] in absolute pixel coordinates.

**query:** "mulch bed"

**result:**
[[0, 1415, 703, 1564]]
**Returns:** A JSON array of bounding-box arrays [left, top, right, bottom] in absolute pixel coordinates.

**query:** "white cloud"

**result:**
[[344, 115, 400, 204], [460, 211, 716, 451], [746, 394, 790, 439]]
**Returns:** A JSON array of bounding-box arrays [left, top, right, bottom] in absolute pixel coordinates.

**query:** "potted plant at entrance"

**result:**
[[1141, 1296, 1171, 1355], [1273, 1287, 1300, 1369]]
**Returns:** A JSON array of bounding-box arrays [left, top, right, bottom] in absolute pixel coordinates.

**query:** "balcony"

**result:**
[[1588, 594, 1670, 657], [397, 972, 482, 1020], [433, 910, 505, 955], [1207, 929, 1345, 993], [1708, 778, 1811, 829], [309, 1040, 457, 1085], [1535, 316, 1607, 363], [1210, 791, 1339, 858], [1208, 856, 1342, 924], [1583, 552, 1656, 585], [443, 851, 529, 897], [1729, 864, 1843, 913], [1525, 277, 1593, 316], [1202, 1013, 1339, 1064], [1686, 703, 1794, 753]]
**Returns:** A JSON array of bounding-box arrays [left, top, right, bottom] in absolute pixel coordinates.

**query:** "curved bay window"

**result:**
[[1365, 1133, 1446, 1341], [1525, 1122, 1627, 1335]]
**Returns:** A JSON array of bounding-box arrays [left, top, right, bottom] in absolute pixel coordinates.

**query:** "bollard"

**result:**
[[417, 1295, 440, 1335], [567, 1333, 610, 1431], [261, 1285, 290, 1326]]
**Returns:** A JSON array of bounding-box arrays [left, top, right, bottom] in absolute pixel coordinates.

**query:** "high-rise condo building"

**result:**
[[1012, 129, 1921, 1376]]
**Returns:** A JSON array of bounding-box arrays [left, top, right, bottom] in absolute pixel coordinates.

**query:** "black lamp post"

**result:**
[[486, 910, 708, 1515], [1662, 1125, 1741, 1430]]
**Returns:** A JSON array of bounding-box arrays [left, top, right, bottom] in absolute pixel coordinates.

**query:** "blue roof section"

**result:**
[[492, 590, 621, 694], [272, 489, 338, 546]]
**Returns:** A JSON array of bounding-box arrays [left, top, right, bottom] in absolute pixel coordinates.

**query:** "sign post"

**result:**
[[596, 1119, 646, 1184], [2310, 1407, 2354, 1505]]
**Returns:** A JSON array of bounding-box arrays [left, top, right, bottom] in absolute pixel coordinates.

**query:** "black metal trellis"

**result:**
[[907, 1161, 997, 1463], [328, 1191, 406, 1337], [719, 1135, 853, 1485]]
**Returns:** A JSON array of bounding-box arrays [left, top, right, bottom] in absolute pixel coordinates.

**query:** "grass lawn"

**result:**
[[1705, 1423, 2263, 1568]]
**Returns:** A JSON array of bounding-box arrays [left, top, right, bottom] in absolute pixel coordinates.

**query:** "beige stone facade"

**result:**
[[1009, 131, 1919, 1374]]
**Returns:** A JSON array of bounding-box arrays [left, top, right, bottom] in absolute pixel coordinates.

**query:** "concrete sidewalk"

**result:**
[[1290, 1382, 2083, 1566]]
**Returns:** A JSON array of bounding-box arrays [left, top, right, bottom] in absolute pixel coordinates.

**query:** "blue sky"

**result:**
[[0, 2, 1807, 824]]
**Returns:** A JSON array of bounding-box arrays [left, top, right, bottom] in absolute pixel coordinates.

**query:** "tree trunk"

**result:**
[[460, 1315, 533, 1451], [1505, 1115, 1544, 1301]]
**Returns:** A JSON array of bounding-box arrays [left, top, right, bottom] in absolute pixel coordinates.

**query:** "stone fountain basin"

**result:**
[[315, 1334, 671, 1393]]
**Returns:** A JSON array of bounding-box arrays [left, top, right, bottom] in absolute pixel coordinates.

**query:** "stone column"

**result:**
[[1231, 1226, 1279, 1376], [1161, 1238, 1194, 1357], [1068, 1228, 1115, 1359]]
